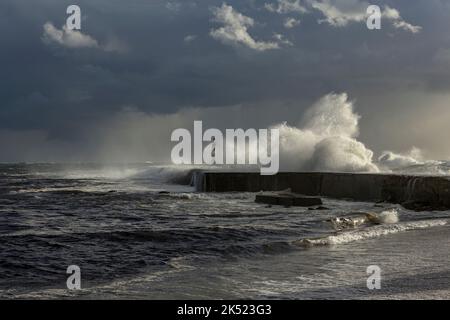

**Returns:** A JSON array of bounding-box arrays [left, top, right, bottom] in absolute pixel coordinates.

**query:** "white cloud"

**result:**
[[301, 1, 421, 33], [273, 33, 293, 46], [42, 22, 127, 52], [383, 6, 422, 33], [307, 0, 368, 27], [284, 17, 301, 28], [391, 20, 422, 33], [265, 0, 308, 14], [382, 5, 401, 20], [184, 34, 197, 43], [210, 4, 281, 51], [43, 22, 99, 49]]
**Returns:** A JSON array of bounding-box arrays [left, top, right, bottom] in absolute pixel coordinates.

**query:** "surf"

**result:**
[[294, 218, 448, 247]]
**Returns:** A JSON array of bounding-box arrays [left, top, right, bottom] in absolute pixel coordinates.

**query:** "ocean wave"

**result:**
[[294, 219, 448, 247]]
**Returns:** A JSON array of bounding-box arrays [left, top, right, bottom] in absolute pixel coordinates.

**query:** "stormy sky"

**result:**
[[1, 0, 450, 163]]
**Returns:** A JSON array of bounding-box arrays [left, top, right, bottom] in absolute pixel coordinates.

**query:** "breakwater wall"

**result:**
[[193, 172, 450, 210]]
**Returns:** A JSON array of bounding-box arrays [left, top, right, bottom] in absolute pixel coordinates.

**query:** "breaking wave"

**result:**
[[228, 92, 445, 174], [294, 219, 447, 247], [269, 93, 379, 173], [377, 209, 399, 224]]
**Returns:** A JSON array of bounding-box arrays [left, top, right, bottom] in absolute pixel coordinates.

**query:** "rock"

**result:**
[[255, 192, 322, 207], [401, 200, 447, 212]]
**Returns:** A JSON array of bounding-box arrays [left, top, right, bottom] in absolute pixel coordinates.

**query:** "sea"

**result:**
[[0, 163, 449, 299]]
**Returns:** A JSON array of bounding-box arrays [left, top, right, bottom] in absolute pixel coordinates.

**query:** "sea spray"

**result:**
[[377, 209, 399, 224], [270, 93, 379, 172], [162, 92, 439, 175]]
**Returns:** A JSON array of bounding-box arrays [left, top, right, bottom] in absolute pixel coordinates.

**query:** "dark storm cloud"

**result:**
[[1, 0, 450, 161]]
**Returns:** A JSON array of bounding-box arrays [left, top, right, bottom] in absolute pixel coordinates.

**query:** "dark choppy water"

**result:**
[[0, 163, 449, 299]]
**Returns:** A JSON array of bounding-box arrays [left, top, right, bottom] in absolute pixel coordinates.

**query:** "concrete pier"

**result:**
[[255, 192, 323, 207], [194, 172, 450, 210]]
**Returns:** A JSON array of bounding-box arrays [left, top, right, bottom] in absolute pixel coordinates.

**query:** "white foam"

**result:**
[[377, 209, 399, 224], [61, 167, 142, 180], [297, 219, 448, 246], [378, 148, 423, 169], [231, 93, 380, 173], [278, 93, 379, 172]]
